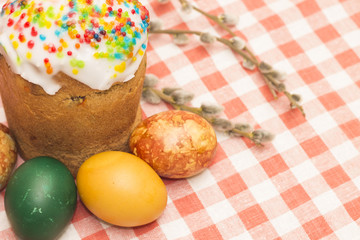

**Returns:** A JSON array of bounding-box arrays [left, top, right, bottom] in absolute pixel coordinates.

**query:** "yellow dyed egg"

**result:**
[[76, 151, 167, 227]]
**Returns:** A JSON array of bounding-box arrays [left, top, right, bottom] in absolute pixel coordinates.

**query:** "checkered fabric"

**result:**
[[1, 0, 360, 239]]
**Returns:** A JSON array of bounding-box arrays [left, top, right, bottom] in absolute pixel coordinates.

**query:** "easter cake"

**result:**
[[0, 0, 150, 175]]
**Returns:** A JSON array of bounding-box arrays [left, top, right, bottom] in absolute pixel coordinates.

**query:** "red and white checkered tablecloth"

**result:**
[[1, 0, 360, 239]]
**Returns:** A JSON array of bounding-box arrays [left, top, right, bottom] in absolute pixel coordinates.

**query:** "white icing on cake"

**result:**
[[0, 0, 149, 94]]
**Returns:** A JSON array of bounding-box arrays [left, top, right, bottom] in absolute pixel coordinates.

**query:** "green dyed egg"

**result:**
[[5, 157, 77, 240]]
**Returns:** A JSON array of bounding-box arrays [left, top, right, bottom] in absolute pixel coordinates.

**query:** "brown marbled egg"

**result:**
[[130, 110, 217, 179], [0, 123, 17, 191]]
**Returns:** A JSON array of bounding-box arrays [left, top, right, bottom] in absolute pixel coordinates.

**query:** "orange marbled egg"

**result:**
[[129, 110, 217, 179]]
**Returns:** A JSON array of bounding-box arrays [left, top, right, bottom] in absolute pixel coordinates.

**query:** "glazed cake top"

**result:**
[[0, 0, 149, 94]]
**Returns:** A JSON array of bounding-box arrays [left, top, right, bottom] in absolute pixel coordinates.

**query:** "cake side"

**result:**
[[0, 54, 146, 176]]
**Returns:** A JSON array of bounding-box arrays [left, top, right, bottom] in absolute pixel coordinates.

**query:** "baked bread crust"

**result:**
[[0, 123, 17, 190], [0, 55, 146, 176]]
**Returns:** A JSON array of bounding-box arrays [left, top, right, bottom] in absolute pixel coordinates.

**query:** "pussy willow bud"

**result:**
[[275, 83, 286, 92], [218, 13, 239, 26], [200, 32, 216, 44], [170, 89, 194, 105], [181, 2, 192, 13], [242, 59, 256, 70], [231, 37, 246, 50], [149, 19, 163, 31], [162, 87, 182, 95], [268, 70, 287, 82], [173, 33, 190, 45], [212, 118, 234, 132], [234, 123, 253, 132], [259, 61, 273, 73], [143, 74, 159, 88], [142, 89, 161, 104], [200, 102, 224, 115], [291, 94, 302, 102], [252, 129, 275, 143]]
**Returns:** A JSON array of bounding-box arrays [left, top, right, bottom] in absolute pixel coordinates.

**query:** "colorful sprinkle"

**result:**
[[57, 52, 64, 58], [7, 19, 14, 27], [77, 60, 85, 68], [70, 59, 77, 67], [27, 40, 35, 49], [2, 0, 150, 81], [18, 33, 26, 42], [12, 41, 19, 49], [31, 27, 38, 37], [39, 34, 46, 41], [114, 62, 126, 72]]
